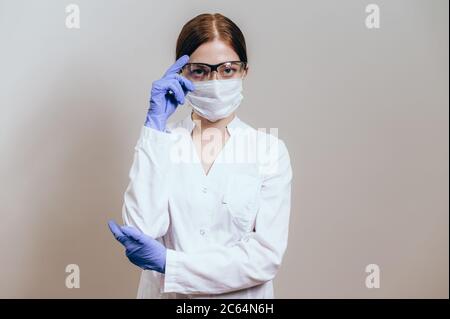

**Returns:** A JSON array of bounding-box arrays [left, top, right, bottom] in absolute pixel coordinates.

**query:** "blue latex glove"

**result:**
[[145, 55, 195, 131], [108, 220, 167, 273]]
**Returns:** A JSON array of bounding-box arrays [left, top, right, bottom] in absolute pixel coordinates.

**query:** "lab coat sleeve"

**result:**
[[122, 125, 173, 239], [162, 139, 293, 295]]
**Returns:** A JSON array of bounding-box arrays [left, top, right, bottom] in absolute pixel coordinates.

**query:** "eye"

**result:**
[[192, 68, 205, 75], [221, 66, 239, 78], [188, 65, 210, 79]]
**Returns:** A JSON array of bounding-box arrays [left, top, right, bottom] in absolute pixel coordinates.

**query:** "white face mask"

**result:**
[[185, 78, 243, 122]]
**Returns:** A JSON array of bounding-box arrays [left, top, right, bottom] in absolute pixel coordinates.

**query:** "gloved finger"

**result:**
[[166, 80, 185, 105], [120, 225, 144, 242], [173, 74, 195, 93], [108, 220, 129, 245], [165, 74, 195, 95], [163, 55, 190, 77], [108, 220, 124, 238]]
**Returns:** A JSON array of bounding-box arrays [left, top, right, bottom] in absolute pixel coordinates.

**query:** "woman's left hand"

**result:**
[[108, 220, 167, 273]]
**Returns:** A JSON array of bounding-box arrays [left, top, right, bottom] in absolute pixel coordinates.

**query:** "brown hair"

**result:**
[[175, 13, 248, 63]]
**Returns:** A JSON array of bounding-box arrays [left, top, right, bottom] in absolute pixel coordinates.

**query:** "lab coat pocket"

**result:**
[[223, 174, 261, 233]]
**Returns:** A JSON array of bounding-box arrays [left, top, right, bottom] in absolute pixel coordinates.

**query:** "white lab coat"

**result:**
[[122, 113, 292, 299]]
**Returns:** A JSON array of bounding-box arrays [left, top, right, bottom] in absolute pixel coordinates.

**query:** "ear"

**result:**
[[243, 64, 249, 78]]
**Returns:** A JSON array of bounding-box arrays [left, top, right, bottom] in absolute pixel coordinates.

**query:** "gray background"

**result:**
[[0, 0, 448, 298]]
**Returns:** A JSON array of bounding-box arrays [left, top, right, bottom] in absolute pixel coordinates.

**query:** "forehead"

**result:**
[[189, 39, 240, 64]]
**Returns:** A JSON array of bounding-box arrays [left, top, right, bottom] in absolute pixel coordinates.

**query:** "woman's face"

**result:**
[[186, 39, 248, 80]]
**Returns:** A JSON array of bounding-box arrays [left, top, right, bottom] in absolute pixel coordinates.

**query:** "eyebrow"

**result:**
[[186, 61, 242, 66]]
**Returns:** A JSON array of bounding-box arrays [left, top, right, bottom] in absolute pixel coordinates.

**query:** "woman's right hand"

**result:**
[[145, 55, 195, 131]]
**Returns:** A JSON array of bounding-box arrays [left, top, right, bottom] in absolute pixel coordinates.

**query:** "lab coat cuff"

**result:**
[[161, 249, 185, 293]]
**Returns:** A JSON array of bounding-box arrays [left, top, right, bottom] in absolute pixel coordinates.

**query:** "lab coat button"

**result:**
[[202, 186, 208, 193], [199, 229, 206, 236]]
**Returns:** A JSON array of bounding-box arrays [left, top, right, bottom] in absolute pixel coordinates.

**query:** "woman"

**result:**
[[108, 13, 293, 299]]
